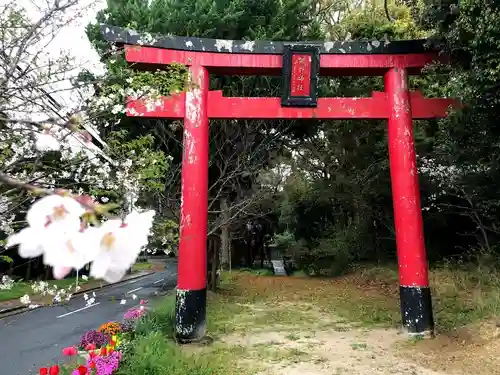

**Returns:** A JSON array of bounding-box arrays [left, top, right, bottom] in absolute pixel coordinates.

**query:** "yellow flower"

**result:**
[[111, 335, 120, 347]]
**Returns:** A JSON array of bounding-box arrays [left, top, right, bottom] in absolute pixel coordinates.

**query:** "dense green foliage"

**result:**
[[84, 0, 500, 276]]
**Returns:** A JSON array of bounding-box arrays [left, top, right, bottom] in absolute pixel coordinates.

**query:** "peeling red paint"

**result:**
[[126, 91, 454, 120], [177, 65, 209, 291], [125, 45, 443, 75], [385, 68, 429, 288]]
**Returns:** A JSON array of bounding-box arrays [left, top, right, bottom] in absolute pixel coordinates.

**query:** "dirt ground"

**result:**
[[209, 304, 500, 375], [202, 272, 500, 375]]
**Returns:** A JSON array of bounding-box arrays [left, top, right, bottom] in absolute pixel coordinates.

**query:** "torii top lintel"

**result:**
[[100, 25, 455, 119], [101, 25, 443, 76]]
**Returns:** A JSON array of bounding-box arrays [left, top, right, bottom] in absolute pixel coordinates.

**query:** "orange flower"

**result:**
[[96, 322, 121, 336]]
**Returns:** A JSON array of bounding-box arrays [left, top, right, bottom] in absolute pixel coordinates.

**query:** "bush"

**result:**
[[134, 295, 175, 337], [272, 230, 295, 248], [118, 331, 218, 375], [286, 222, 370, 277], [119, 294, 220, 375]]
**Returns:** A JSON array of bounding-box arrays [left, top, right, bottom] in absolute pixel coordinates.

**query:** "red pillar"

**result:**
[[385, 67, 434, 336], [175, 65, 209, 343]]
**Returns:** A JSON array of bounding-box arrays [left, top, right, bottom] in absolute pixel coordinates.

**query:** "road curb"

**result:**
[[0, 271, 155, 319]]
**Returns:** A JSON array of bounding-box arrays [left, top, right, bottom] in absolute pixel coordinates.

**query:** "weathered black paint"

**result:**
[[100, 24, 434, 55], [281, 44, 320, 107], [175, 288, 207, 343], [400, 286, 434, 335]]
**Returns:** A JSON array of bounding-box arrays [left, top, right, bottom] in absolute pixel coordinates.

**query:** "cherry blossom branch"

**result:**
[[0, 172, 119, 215], [0, 172, 53, 195]]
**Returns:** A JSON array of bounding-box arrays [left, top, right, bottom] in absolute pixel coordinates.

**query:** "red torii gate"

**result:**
[[102, 25, 456, 342]]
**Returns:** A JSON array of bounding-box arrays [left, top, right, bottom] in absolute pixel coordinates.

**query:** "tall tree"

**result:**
[[86, 0, 324, 270]]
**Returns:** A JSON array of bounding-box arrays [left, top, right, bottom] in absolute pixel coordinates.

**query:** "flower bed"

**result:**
[[39, 300, 149, 375]]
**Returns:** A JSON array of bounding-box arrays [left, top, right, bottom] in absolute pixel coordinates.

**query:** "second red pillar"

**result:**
[[385, 67, 434, 336]]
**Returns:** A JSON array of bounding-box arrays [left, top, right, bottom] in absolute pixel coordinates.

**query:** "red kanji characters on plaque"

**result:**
[[290, 54, 312, 96]]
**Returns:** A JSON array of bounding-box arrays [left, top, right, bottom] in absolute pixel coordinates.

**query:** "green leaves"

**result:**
[[0, 255, 13, 264]]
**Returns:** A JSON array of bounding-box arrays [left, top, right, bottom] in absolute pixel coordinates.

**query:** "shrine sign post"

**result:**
[[102, 25, 456, 342]]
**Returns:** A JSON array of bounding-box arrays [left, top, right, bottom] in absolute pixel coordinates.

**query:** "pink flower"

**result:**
[[92, 350, 121, 375], [72, 366, 88, 375], [123, 306, 146, 320], [62, 346, 78, 356]]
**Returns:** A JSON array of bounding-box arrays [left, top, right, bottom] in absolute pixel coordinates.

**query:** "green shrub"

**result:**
[[290, 222, 370, 276], [134, 294, 176, 337], [272, 230, 295, 248], [121, 294, 222, 375], [117, 331, 218, 375]]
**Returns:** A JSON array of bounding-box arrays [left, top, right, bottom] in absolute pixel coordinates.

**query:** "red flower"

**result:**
[[39, 368, 48, 375], [62, 346, 78, 356], [89, 361, 96, 369], [49, 365, 59, 375], [85, 343, 96, 351], [76, 365, 88, 375], [89, 351, 97, 359], [100, 347, 107, 356]]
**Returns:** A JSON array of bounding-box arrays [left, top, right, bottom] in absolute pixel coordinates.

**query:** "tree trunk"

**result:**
[[25, 260, 31, 281], [220, 197, 231, 270], [210, 242, 218, 292], [228, 231, 232, 272]]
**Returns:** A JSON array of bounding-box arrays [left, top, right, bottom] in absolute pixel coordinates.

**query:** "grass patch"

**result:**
[[429, 262, 500, 330], [208, 261, 500, 333], [238, 267, 274, 276], [119, 294, 239, 375], [115, 261, 500, 375], [132, 262, 153, 272], [0, 277, 91, 302], [291, 269, 308, 277], [208, 269, 399, 332]]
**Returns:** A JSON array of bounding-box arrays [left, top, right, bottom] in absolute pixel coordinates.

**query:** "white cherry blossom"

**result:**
[[7, 194, 157, 286], [6, 195, 88, 264], [20, 294, 30, 305], [7, 227, 46, 258], [35, 130, 60, 152], [44, 227, 101, 279], [26, 195, 85, 229], [90, 210, 155, 283]]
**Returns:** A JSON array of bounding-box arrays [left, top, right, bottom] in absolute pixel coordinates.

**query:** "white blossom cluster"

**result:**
[[0, 121, 120, 234], [0, 2, 166, 310], [418, 156, 489, 211], [0, 196, 15, 235], [0, 275, 78, 309], [31, 279, 74, 304], [0, 275, 14, 290], [6, 194, 155, 283], [88, 83, 164, 121]]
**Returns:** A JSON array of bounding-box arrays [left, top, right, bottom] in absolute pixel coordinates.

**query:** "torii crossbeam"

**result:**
[[102, 24, 457, 342]]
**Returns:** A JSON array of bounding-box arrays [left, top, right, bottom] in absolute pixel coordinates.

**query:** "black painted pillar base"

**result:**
[[399, 286, 434, 336], [175, 288, 207, 343]]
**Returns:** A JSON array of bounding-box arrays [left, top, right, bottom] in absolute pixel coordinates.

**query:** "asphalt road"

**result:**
[[0, 263, 178, 375]]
